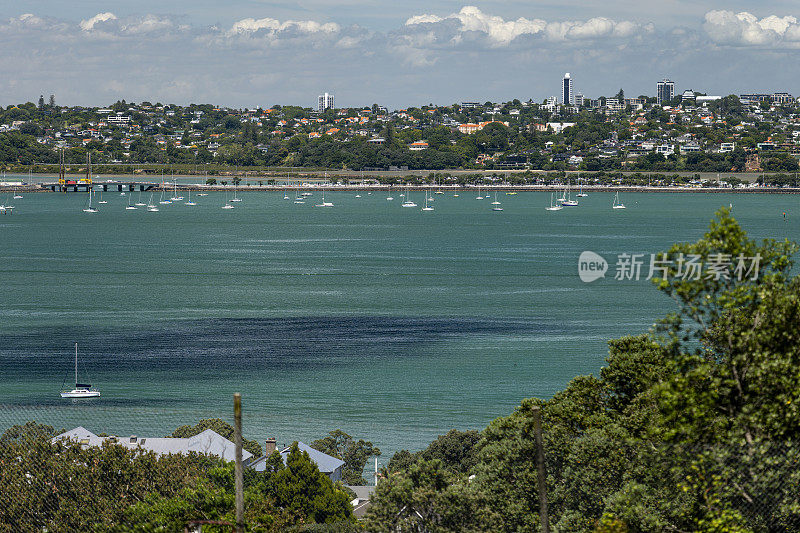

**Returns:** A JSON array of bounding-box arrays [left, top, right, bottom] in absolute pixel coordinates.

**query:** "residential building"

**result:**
[[657, 79, 675, 105], [318, 92, 334, 112], [408, 141, 429, 150], [249, 441, 345, 482], [52, 427, 252, 463], [562, 73, 573, 106], [720, 142, 735, 153]]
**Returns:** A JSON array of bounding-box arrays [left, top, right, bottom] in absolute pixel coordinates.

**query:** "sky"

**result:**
[[1, 1, 799, 109]]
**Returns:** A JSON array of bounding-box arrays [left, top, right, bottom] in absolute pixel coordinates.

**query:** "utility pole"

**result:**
[[233, 393, 244, 533], [532, 406, 550, 533]]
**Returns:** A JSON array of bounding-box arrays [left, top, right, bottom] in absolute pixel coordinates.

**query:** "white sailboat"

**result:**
[[98, 190, 107, 204], [135, 190, 146, 206], [159, 188, 171, 205], [231, 183, 242, 202], [401, 186, 416, 207], [146, 192, 159, 212], [421, 190, 434, 211], [576, 179, 588, 198], [475, 185, 483, 200], [315, 191, 334, 207], [170, 180, 184, 202], [60, 343, 100, 398], [561, 183, 579, 206], [12, 187, 22, 200], [222, 190, 235, 209], [491, 192, 503, 211], [126, 194, 137, 210], [612, 192, 626, 209], [545, 192, 563, 211], [83, 189, 98, 213], [185, 189, 196, 206]]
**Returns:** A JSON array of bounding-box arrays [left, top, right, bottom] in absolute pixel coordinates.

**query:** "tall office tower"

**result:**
[[657, 79, 675, 105], [318, 92, 334, 112], [562, 73, 573, 106]]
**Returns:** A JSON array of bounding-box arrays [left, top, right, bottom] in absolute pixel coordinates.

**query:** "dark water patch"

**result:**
[[0, 316, 558, 378]]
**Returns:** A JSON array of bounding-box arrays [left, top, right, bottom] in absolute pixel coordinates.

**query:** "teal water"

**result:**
[[1, 191, 797, 454]]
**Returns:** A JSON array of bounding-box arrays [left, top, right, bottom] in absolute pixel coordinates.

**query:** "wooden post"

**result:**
[[233, 393, 244, 533], [532, 406, 550, 533]]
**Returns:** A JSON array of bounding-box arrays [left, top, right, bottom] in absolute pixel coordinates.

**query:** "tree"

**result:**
[[37, 95, 44, 110], [270, 444, 354, 524], [310, 429, 380, 485]]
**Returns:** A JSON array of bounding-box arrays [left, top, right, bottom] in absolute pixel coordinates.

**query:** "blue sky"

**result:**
[[1, 2, 798, 109]]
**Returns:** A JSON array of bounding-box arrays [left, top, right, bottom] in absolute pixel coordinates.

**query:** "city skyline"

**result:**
[[1, 4, 799, 108]]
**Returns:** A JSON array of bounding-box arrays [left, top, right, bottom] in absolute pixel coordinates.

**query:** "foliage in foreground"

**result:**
[[366, 207, 800, 532], [0, 427, 354, 532]]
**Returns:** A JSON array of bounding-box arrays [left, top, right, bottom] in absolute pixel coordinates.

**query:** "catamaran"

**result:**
[[60, 343, 100, 398]]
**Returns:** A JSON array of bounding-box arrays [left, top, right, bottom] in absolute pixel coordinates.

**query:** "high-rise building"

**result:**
[[318, 92, 334, 112], [562, 73, 573, 106], [657, 79, 675, 105]]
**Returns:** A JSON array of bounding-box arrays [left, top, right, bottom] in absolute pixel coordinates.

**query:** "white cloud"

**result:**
[[228, 17, 340, 36], [404, 6, 648, 46], [704, 10, 800, 47], [79, 12, 117, 31]]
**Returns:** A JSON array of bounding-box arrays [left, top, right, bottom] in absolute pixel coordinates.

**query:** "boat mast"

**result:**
[[74, 343, 78, 387]]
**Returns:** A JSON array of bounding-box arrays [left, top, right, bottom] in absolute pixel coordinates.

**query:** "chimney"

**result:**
[[265, 438, 276, 456]]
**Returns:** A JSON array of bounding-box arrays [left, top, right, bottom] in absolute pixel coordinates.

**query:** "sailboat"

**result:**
[[159, 188, 171, 205], [146, 192, 159, 212], [135, 190, 146, 207], [315, 191, 334, 207], [126, 194, 137, 210], [561, 183, 579, 206], [231, 183, 242, 202], [222, 190, 235, 209], [401, 186, 416, 207], [12, 187, 22, 200], [545, 192, 563, 211], [421, 190, 434, 211], [612, 192, 626, 209], [576, 179, 588, 198], [491, 192, 503, 211], [83, 189, 98, 213], [98, 190, 107, 204], [475, 185, 483, 200], [60, 343, 100, 398], [170, 179, 184, 202], [185, 189, 196, 206]]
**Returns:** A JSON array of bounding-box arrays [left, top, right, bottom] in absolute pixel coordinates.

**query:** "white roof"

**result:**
[[52, 427, 252, 462]]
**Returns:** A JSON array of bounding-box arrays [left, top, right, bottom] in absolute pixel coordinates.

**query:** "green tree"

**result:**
[[310, 429, 381, 485]]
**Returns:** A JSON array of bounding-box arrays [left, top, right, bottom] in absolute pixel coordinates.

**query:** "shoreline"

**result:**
[[3, 184, 800, 194]]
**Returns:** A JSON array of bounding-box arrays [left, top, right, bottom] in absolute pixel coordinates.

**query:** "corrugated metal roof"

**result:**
[[52, 427, 252, 462]]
